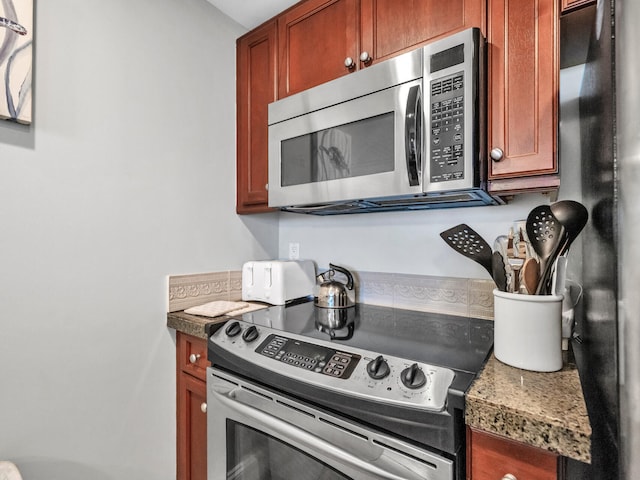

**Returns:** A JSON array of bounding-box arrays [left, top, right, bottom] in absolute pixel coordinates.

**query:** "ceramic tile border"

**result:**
[[468, 279, 496, 320], [357, 271, 495, 319], [167, 271, 242, 312], [168, 269, 494, 318]]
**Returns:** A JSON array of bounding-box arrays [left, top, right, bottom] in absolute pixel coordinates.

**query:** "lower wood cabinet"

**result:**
[[177, 332, 209, 480], [467, 427, 565, 480]]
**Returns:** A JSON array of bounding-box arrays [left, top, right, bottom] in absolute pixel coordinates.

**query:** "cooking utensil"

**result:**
[[509, 257, 524, 293], [440, 224, 493, 276], [493, 235, 513, 290], [505, 228, 524, 293], [492, 251, 508, 292], [526, 205, 565, 295], [315, 263, 356, 308], [551, 255, 568, 296], [521, 257, 540, 294], [550, 200, 589, 256]]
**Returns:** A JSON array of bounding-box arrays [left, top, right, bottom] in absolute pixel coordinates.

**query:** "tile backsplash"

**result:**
[[357, 271, 494, 320], [168, 269, 494, 319], [167, 271, 242, 312]]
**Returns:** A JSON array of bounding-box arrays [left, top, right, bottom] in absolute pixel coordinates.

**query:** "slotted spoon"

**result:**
[[440, 224, 493, 276], [525, 205, 565, 294]]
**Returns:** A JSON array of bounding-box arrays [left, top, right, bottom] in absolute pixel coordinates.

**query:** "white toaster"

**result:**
[[241, 260, 316, 305]]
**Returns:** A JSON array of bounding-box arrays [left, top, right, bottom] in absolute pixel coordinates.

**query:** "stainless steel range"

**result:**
[[206, 300, 493, 480]]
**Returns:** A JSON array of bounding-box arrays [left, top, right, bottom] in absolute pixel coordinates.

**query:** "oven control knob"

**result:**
[[400, 363, 427, 389], [242, 325, 259, 343], [366, 355, 390, 379], [225, 321, 242, 337]]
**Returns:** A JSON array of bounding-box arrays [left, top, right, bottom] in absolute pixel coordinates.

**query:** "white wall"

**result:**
[[278, 66, 585, 279], [0, 1, 277, 479]]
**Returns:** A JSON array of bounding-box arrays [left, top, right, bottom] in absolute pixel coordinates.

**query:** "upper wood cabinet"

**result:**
[[486, 0, 560, 195], [561, 0, 595, 14], [236, 0, 563, 213], [278, 0, 484, 99], [360, 0, 485, 65], [236, 21, 278, 214], [278, 0, 360, 98]]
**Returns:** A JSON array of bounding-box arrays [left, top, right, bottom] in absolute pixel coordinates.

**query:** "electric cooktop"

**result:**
[[227, 300, 494, 375]]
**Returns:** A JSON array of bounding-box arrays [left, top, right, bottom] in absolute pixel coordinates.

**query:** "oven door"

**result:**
[[207, 368, 453, 480], [267, 78, 423, 209]]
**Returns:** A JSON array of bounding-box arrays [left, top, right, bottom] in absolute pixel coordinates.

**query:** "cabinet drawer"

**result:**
[[467, 427, 564, 480], [177, 332, 209, 381]]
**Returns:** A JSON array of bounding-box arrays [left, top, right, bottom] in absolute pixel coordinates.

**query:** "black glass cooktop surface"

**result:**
[[230, 301, 493, 375]]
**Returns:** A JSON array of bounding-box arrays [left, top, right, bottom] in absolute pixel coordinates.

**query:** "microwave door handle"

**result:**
[[404, 85, 422, 187]]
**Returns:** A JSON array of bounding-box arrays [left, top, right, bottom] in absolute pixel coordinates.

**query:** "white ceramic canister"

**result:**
[[493, 289, 564, 372]]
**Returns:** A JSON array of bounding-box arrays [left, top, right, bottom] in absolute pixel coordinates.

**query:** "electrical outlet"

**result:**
[[288, 242, 300, 260]]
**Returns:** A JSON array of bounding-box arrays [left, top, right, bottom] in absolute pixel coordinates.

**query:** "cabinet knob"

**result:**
[[502, 474, 517, 480], [359, 51, 372, 64], [344, 57, 356, 69], [490, 147, 504, 161], [189, 353, 200, 364], [200, 402, 207, 414], [265, 183, 269, 191]]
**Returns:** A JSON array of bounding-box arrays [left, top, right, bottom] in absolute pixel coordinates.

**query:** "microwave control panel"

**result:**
[[430, 71, 465, 182]]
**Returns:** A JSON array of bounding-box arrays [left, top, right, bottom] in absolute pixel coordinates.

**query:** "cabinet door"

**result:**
[[278, 0, 360, 98], [487, 0, 560, 195], [467, 427, 564, 480], [236, 21, 277, 214], [360, 0, 485, 64], [177, 371, 208, 480]]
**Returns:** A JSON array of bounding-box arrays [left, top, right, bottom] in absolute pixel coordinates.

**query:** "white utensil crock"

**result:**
[[493, 289, 564, 372]]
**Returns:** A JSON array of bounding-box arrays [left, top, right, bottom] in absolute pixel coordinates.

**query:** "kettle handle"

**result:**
[[328, 263, 354, 290]]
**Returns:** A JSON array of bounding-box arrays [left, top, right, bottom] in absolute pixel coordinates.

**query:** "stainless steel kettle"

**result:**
[[315, 263, 356, 309]]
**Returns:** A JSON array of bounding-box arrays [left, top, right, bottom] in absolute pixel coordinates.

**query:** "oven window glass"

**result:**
[[227, 421, 352, 480], [280, 112, 395, 187]]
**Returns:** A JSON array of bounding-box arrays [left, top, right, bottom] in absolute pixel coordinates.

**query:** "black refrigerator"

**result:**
[[571, 0, 639, 478]]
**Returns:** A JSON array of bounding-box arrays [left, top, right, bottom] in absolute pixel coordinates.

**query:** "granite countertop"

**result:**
[[466, 353, 592, 463], [167, 311, 230, 339]]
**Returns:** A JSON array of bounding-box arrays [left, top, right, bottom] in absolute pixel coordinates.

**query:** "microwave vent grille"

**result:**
[[281, 190, 501, 215]]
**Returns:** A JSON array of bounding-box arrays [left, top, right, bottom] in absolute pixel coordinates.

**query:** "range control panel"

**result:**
[[258, 334, 360, 379], [210, 319, 456, 412], [430, 72, 465, 182]]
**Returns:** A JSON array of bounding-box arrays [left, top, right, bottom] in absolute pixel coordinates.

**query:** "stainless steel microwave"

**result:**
[[268, 28, 500, 214]]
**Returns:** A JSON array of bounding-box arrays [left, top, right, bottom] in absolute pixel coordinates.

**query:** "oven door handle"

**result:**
[[212, 387, 430, 480]]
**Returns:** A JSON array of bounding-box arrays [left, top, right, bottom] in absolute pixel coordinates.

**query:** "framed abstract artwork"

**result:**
[[1, 0, 33, 124]]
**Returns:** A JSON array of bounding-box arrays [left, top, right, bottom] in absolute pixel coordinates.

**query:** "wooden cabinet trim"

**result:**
[[561, 0, 594, 14]]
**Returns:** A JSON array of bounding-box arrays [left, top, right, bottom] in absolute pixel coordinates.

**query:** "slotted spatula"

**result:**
[[440, 224, 493, 276]]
